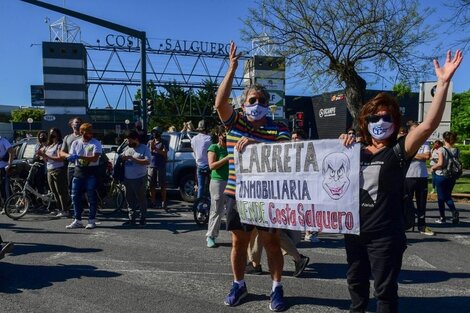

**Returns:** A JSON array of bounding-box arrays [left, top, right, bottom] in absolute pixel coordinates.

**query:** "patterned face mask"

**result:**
[[244, 104, 270, 121], [367, 119, 395, 140]]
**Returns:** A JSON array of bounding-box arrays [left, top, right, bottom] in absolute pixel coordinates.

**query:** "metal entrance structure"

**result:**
[[83, 42, 249, 117], [22, 0, 250, 128]]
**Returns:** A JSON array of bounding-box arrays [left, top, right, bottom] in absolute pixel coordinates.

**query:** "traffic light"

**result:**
[[133, 100, 141, 118], [147, 99, 154, 117], [294, 111, 304, 129]]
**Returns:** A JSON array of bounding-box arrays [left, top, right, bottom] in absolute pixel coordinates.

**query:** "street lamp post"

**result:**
[[27, 117, 33, 132], [124, 119, 130, 130]]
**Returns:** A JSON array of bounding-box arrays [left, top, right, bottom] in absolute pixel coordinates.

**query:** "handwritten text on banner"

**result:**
[[234, 139, 360, 234]]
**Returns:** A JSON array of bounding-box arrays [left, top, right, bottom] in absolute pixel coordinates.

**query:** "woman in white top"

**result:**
[[37, 128, 71, 218]]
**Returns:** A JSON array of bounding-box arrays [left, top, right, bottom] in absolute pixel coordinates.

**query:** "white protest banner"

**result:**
[[235, 139, 360, 234]]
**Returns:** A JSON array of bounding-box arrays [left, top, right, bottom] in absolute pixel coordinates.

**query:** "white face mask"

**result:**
[[244, 104, 270, 121], [368, 120, 395, 140]]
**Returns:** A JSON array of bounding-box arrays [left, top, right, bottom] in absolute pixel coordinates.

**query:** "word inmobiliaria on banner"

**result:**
[[235, 139, 360, 234]]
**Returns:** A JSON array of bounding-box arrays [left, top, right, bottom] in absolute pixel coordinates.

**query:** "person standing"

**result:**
[[430, 131, 461, 225], [61, 117, 82, 195], [215, 41, 290, 311], [206, 125, 229, 248], [430, 140, 444, 194], [190, 120, 213, 201], [147, 127, 169, 211], [37, 128, 71, 218], [405, 121, 434, 235], [122, 130, 151, 226], [64, 123, 102, 230], [340, 49, 462, 313], [0, 136, 14, 207]]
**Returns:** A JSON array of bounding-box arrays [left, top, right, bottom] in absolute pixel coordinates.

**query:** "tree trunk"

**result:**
[[343, 71, 367, 130]]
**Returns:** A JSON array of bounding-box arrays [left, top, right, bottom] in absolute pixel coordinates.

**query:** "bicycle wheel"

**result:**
[[4, 193, 31, 220], [193, 197, 210, 225], [97, 183, 125, 215]]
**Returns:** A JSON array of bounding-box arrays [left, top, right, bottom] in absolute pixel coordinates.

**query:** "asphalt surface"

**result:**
[[1, 195, 470, 313]]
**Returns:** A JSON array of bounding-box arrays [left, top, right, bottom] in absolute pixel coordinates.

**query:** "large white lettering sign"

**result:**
[[235, 139, 360, 234]]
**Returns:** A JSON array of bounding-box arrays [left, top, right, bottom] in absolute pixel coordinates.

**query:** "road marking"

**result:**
[[451, 235, 470, 245], [403, 254, 436, 269]]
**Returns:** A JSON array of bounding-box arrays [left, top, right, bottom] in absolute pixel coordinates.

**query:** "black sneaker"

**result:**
[[452, 211, 460, 225], [122, 220, 136, 226], [245, 262, 263, 275], [293, 254, 309, 277]]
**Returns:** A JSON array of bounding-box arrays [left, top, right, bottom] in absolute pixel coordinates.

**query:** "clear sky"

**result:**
[[0, 0, 468, 107]]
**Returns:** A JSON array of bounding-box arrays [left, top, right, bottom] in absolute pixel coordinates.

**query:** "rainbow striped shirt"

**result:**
[[223, 110, 290, 198]]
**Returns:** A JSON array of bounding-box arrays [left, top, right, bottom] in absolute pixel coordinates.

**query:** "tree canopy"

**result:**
[[451, 89, 470, 141], [10, 107, 44, 123], [242, 0, 434, 126]]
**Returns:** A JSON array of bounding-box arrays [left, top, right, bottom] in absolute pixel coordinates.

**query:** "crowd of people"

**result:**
[[0, 43, 464, 312]]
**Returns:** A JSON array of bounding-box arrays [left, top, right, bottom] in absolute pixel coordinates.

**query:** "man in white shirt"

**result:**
[[190, 120, 213, 200]]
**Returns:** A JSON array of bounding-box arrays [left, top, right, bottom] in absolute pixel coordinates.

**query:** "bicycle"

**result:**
[[192, 168, 211, 225], [3, 162, 57, 220], [96, 177, 126, 216]]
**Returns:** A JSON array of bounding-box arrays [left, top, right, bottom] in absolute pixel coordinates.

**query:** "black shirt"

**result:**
[[359, 138, 409, 234]]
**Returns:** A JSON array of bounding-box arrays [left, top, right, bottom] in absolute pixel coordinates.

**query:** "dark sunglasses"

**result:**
[[366, 113, 392, 123], [247, 96, 267, 106]]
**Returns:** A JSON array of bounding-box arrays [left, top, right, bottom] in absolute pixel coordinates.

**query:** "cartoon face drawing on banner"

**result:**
[[321, 152, 351, 200]]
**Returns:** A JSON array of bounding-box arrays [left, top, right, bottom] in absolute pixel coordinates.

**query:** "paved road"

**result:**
[[1, 197, 470, 313]]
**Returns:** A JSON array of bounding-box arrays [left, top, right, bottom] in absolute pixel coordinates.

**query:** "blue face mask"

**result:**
[[244, 104, 270, 121]]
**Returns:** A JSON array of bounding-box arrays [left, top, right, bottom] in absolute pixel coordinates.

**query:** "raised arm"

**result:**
[[215, 41, 240, 122], [405, 50, 463, 157]]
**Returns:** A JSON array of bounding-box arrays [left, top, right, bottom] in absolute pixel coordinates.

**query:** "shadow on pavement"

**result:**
[[286, 296, 351, 311], [400, 268, 470, 284], [9, 242, 102, 257], [400, 295, 470, 313], [0, 262, 120, 294]]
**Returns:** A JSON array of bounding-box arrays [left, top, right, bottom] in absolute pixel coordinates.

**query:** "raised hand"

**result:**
[[229, 41, 241, 71], [434, 50, 463, 83]]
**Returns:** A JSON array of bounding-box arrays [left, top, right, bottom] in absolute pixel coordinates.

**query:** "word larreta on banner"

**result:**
[[234, 139, 360, 234]]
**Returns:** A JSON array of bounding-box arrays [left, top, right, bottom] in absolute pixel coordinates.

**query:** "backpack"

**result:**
[[442, 147, 462, 180], [393, 139, 415, 230], [112, 154, 125, 182]]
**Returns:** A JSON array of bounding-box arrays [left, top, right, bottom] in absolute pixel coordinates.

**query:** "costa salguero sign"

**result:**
[[104, 34, 230, 55]]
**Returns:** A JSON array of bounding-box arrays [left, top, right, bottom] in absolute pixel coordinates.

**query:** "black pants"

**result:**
[[405, 177, 428, 228], [0, 168, 9, 205], [345, 232, 407, 313]]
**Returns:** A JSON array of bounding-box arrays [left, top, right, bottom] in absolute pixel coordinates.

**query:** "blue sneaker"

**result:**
[[269, 286, 286, 312], [224, 282, 248, 306]]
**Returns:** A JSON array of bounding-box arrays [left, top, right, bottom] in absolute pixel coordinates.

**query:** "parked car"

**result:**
[[9, 137, 38, 179], [111, 131, 198, 202], [163, 131, 198, 202]]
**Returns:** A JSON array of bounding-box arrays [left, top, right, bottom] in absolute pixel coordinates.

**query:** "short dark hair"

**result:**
[[443, 131, 457, 145], [126, 129, 141, 141], [68, 117, 82, 126]]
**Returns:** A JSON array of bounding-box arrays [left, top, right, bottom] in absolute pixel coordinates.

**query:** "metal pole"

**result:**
[[140, 34, 147, 129]]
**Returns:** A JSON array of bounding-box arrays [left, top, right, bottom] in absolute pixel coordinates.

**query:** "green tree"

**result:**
[[11, 107, 44, 122], [242, 0, 434, 127], [392, 82, 412, 99], [451, 89, 470, 141]]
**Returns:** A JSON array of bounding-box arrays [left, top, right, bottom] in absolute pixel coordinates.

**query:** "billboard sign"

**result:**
[[31, 85, 45, 107]]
